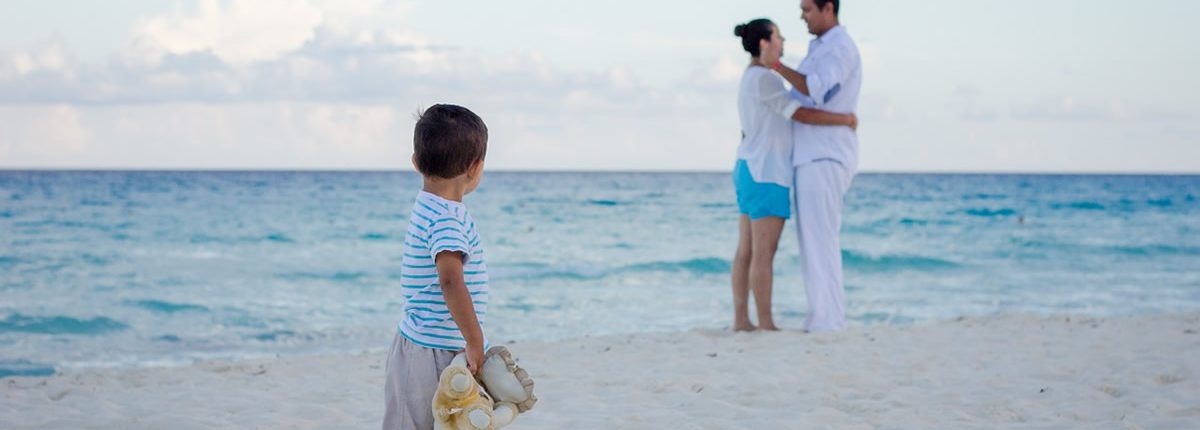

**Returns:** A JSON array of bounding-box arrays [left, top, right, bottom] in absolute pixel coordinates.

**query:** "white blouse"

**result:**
[[737, 65, 802, 188]]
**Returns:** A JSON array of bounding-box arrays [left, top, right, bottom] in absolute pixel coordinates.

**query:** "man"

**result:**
[[769, 0, 862, 332]]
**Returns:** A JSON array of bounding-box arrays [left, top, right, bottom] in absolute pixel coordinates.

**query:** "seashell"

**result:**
[[479, 346, 538, 413]]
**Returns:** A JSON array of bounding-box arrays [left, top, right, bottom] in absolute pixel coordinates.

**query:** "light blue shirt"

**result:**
[[791, 25, 863, 172], [398, 191, 489, 351]]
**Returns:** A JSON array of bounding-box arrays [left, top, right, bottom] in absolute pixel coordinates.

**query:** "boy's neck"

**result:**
[[422, 177, 467, 202]]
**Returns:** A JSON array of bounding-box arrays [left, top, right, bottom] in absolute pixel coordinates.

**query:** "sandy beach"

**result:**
[[4, 314, 1198, 429]]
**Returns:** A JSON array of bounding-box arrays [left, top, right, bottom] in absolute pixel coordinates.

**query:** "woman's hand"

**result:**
[[848, 113, 858, 131]]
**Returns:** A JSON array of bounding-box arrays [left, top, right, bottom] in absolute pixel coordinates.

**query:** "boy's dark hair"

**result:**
[[733, 18, 774, 58], [815, 0, 840, 16], [413, 104, 488, 179]]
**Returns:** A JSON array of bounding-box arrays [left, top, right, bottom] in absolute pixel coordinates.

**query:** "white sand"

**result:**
[[4, 314, 1198, 429]]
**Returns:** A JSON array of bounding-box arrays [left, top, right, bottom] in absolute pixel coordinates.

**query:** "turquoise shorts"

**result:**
[[733, 159, 791, 220]]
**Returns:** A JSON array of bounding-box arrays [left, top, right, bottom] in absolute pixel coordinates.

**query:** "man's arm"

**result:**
[[793, 108, 856, 130], [773, 62, 810, 97], [758, 71, 855, 129], [771, 50, 849, 106], [437, 251, 484, 374]]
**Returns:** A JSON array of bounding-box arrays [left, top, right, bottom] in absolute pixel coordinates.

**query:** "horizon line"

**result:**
[[1, 167, 1199, 176]]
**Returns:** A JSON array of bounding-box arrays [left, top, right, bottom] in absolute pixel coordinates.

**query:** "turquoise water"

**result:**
[[1, 171, 1198, 375]]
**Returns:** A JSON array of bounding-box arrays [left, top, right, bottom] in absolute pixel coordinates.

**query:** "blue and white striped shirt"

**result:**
[[398, 191, 488, 351]]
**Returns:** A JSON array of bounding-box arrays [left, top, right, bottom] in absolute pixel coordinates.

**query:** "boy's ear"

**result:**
[[411, 154, 419, 172], [468, 159, 485, 178]]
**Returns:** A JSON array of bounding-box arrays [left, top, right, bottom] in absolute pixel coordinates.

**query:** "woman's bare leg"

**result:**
[[748, 216, 785, 331], [731, 215, 755, 331]]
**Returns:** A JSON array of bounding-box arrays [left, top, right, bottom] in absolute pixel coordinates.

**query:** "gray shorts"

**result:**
[[382, 333, 457, 430]]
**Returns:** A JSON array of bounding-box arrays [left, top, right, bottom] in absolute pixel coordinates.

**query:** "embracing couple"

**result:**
[[731, 0, 860, 333]]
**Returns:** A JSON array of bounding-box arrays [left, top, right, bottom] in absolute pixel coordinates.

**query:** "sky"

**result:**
[[0, 0, 1197, 173]]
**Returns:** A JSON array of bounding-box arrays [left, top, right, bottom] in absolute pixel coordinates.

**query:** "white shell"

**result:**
[[479, 346, 537, 412]]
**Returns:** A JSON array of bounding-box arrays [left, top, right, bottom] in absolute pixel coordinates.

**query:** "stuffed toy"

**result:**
[[433, 346, 536, 430]]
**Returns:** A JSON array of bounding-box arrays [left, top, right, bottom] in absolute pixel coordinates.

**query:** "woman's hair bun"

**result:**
[[734, 24, 746, 37]]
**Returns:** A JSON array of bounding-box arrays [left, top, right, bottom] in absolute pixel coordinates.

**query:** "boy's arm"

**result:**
[[436, 251, 484, 374], [793, 108, 856, 130]]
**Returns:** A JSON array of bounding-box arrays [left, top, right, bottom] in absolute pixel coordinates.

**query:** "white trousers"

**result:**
[[792, 160, 854, 332]]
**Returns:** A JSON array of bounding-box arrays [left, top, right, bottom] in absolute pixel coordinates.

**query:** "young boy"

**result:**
[[383, 104, 490, 430]]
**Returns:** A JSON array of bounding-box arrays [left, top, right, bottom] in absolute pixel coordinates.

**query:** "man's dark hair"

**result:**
[[815, 0, 840, 16], [733, 18, 774, 58], [413, 104, 488, 179]]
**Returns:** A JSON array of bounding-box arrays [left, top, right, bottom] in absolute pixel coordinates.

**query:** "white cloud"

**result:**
[[948, 85, 999, 122], [0, 21, 739, 169], [308, 0, 420, 44], [125, 0, 426, 68], [699, 54, 744, 84], [607, 66, 637, 91], [0, 90, 746, 171], [858, 92, 905, 122], [306, 104, 398, 155], [11, 53, 35, 75], [1010, 96, 1119, 122], [561, 90, 605, 111], [0, 41, 73, 79], [0, 105, 92, 162], [132, 0, 323, 66], [0, 102, 410, 168], [1, 0, 1195, 172]]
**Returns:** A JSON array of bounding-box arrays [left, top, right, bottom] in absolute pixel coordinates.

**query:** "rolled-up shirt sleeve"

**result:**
[[758, 72, 803, 120], [798, 50, 848, 107]]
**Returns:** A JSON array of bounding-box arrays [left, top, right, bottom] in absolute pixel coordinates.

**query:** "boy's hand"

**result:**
[[465, 342, 484, 375]]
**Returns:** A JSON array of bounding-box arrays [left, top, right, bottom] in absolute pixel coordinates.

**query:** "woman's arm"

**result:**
[[793, 108, 856, 129]]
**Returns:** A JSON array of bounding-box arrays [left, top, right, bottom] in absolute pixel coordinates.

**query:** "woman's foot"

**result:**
[[756, 320, 780, 331], [733, 320, 757, 332]]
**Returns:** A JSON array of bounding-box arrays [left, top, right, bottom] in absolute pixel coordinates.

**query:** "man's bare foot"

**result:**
[[757, 323, 780, 332], [733, 321, 757, 332]]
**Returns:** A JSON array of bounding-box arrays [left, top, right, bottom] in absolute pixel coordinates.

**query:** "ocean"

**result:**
[[1, 171, 1198, 377]]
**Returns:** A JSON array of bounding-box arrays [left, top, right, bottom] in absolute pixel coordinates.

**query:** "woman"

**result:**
[[731, 18, 856, 331]]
